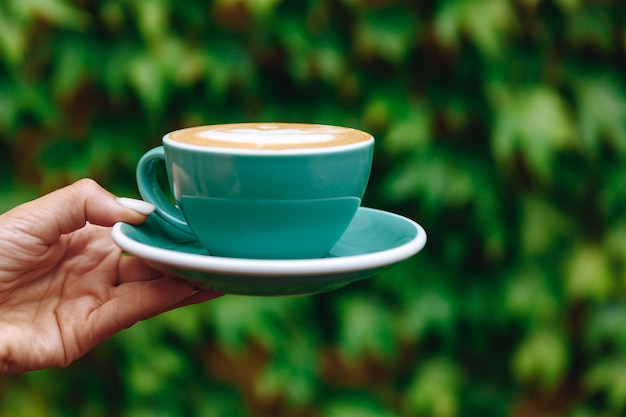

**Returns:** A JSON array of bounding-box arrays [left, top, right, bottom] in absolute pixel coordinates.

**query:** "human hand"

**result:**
[[0, 179, 222, 374]]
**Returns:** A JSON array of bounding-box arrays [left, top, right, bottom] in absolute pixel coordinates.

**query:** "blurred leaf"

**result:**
[[382, 101, 431, 155], [398, 285, 456, 343], [503, 265, 560, 323], [355, 5, 420, 64], [565, 244, 614, 303], [403, 358, 460, 417], [254, 342, 318, 405], [238, 0, 284, 17], [519, 194, 572, 257], [555, 0, 582, 12], [15, 0, 91, 30], [325, 394, 399, 417], [565, 5, 613, 50], [131, 0, 170, 43], [158, 304, 205, 342], [210, 296, 315, 353], [586, 304, 626, 353], [203, 40, 255, 97], [0, 9, 28, 67], [51, 39, 91, 97], [491, 85, 576, 180], [434, 0, 516, 58], [574, 76, 626, 153], [585, 357, 626, 411], [128, 52, 167, 114], [512, 328, 569, 389], [335, 295, 397, 362]]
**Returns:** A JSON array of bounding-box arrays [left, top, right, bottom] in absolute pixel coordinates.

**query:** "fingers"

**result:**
[[168, 288, 224, 309], [90, 278, 222, 344], [9, 179, 154, 245], [116, 255, 223, 307], [117, 256, 165, 284]]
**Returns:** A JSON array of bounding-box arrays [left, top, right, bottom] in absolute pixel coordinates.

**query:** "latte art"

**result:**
[[168, 123, 372, 150]]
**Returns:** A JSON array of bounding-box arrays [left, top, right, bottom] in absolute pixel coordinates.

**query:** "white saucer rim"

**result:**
[[111, 208, 426, 277]]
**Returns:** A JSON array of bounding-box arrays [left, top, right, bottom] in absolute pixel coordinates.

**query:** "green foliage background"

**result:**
[[2, 0, 626, 415]]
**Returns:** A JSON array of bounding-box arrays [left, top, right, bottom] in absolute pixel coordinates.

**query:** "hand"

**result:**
[[0, 179, 222, 374]]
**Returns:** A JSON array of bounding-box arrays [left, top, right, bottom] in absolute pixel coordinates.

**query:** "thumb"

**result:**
[[7, 179, 154, 245]]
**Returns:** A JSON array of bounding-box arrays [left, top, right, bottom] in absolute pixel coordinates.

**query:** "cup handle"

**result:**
[[136, 146, 194, 235]]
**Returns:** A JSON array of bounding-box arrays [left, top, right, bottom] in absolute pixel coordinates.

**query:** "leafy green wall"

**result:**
[[2, 0, 626, 416]]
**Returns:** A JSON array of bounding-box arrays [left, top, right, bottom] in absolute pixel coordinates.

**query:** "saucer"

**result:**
[[111, 208, 427, 296]]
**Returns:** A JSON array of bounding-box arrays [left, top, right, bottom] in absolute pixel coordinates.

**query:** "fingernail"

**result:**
[[116, 197, 155, 216]]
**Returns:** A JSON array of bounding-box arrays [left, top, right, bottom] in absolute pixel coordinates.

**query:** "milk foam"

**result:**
[[197, 124, 339, 145], [168, 123, 372, 150]]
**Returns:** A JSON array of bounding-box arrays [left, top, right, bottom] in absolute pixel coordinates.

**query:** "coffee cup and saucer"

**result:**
[[111, 123, 427, 296]]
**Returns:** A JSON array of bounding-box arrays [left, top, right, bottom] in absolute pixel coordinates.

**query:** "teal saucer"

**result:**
[[111, 208, 426, 296]]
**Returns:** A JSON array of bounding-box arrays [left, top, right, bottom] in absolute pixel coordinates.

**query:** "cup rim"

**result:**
[[162, 124, 374, 155]]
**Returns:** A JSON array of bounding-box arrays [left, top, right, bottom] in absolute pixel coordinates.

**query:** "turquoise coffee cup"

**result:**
[[136, 123, 374, 259]]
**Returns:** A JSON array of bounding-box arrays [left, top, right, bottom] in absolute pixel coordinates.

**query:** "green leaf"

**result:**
[[325, 395, 399, 417], [127, 51, 167, 114], [586, 304, 626, 353], [491, 85, 576, 181], [398, 285, 456, 343], [512, 328, 569, 389], [434, 0, 516, 58], [382, 101, 431, 155], [0, 8, 28, 67], [382, 149, 479, 211], [16, 0, 91, 30], [503, 265, 560, 323], [254, 343, 318, 406], [575, 76, 626, 153], [131, 0, 170, 43], [519, 194, 572, 257], [585, 357, 626, 411], [403, 358, 460, 417], [564, 244, 614, 303], [242, 0, 285, 17], [335, 295, 397, 362], [354, 5, 420, 64], [566, 6, 613, 50], [203, 40, 255, 96]]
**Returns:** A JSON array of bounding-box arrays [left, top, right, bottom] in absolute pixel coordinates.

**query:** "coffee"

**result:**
[[168, 122, 372, 150]]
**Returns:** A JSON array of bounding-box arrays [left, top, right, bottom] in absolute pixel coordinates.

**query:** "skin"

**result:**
[[0, 179, 222, 374]]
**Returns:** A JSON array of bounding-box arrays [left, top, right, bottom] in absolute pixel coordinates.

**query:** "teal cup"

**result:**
[[136, 123, 374, 259]]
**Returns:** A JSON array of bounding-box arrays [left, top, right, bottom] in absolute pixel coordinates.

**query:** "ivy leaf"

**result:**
[[130, 0, 170, 43], [585, 357, 626, 411], [335, 295, 397, 362], [566, 6, 613, 50], [491, 85, 576, 181], [403, 358, 460, 417], [564, 244, 614, 303], [354, 4, 420, 64], [519, 194, 572, 257], [512, 328, 569, 389], [325, 395, 399, 417], [15, 0, 91, 30], [434, 0, 516, 58], [503, 265, 560, 323], [382, 101, 431, 155], [398, 285, 455, 343], [0, 9, 28, 67], [127, 52, 167, 115], [575, 76, 626, 153], [254, 342, 318, 406], [586, 304, 626, 353]]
